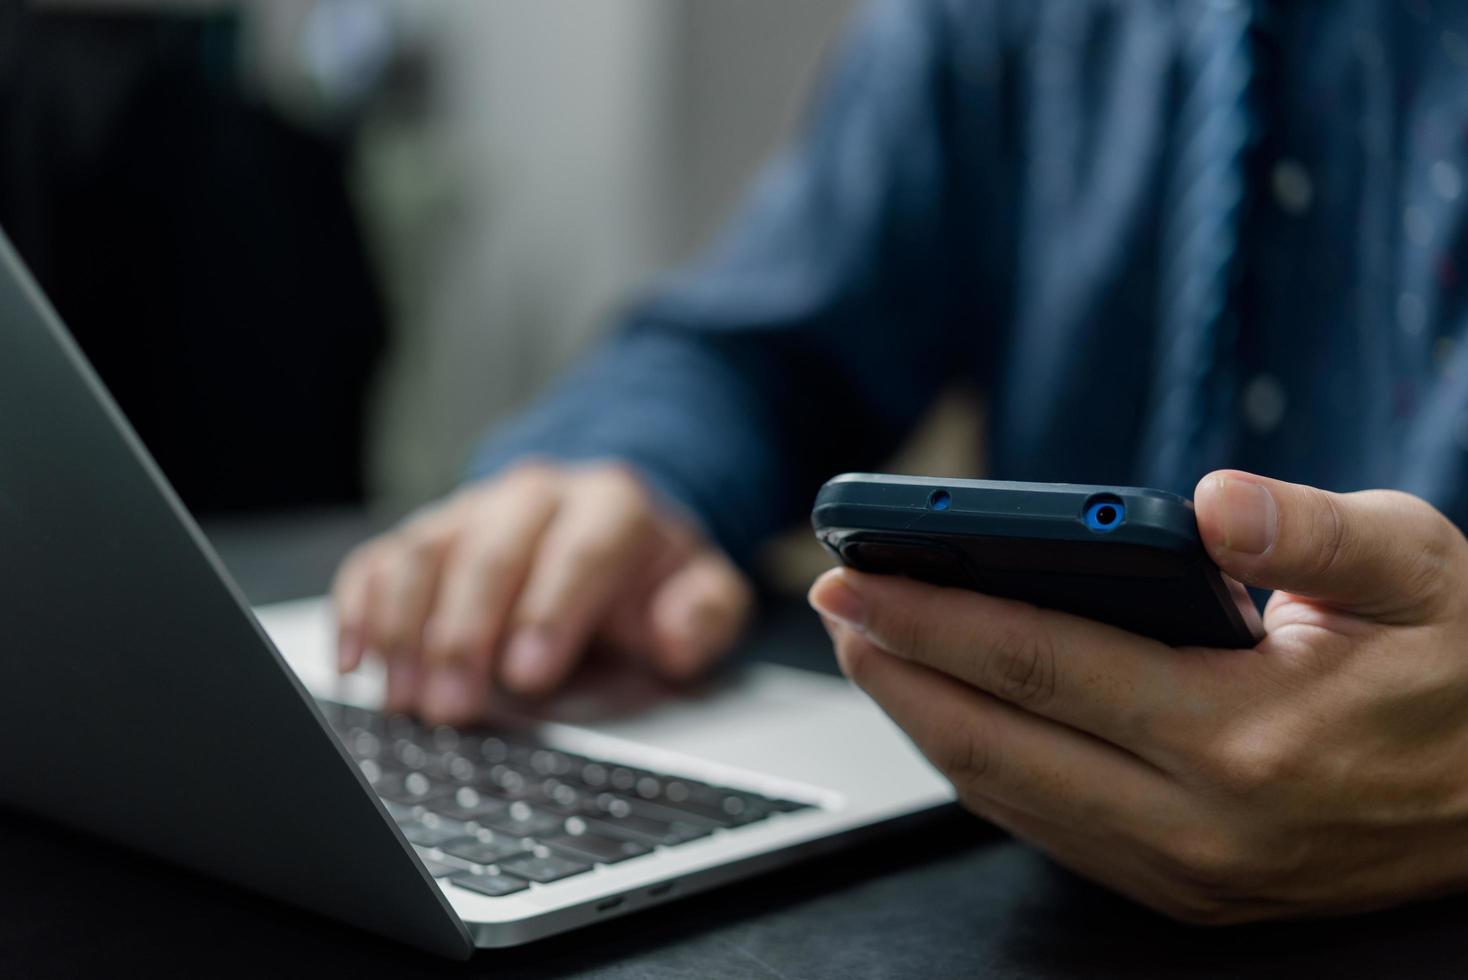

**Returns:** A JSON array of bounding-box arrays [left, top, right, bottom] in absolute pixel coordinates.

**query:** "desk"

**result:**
[[4, 511, 1468, 979]]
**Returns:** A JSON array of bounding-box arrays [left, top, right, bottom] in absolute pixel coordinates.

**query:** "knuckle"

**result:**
[[561, 529, 626, 572], [1390, 495, 1462, 615], [464, 542, 519, 586], [1306, 487, 1353, 580], [350, 538, 390, 572], [876, 605, 929, 662], [375, 607, 416, 648], [1204, 726, 1295, 795], [502, 458, 561, 494], [514, 610, 555, 635], [833, 635, 869, 682], [374, 588, 428, 644], [428, 622, 490, 665], [1156, 830, 1257, 897], [933, 712, 994, 783], [1397, 548, 1453, 617], [982, 612, 1058, 708], [611, 496, 658, 545], [373, 533, 412, 570], [599, 471, 659, 531], [596, 461, 651, 499], [653, 633, 720, 681], [399, 532, 441, 567]]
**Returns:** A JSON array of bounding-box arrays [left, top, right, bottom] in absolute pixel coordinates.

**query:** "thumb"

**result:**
[[1194, 470, 1463, 623]]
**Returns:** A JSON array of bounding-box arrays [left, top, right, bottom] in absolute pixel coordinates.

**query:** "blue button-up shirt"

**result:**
[[473, 0, 1468, 568]]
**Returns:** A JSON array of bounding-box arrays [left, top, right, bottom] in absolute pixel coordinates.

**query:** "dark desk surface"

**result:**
[[6, 512, 1468, 979]]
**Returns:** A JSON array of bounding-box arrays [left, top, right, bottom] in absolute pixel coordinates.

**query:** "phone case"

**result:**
[[812, 474, 1264, 649]]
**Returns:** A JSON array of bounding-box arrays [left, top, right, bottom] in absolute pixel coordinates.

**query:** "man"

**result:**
[[334, 1, 1468, 922]]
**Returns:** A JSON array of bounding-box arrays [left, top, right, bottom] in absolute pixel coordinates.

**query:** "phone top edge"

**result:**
[[819, 472, 1194, 506], [813, 473, 1202, 554]]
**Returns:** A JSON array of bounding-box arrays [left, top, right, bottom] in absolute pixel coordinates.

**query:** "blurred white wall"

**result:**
[[339, 0, 856, 505]]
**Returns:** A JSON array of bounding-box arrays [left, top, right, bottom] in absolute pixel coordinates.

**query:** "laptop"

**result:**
[[0, 229, 953, 959]]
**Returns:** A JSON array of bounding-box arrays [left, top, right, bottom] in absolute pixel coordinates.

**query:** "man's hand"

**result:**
[[810, 470, 1468, 923], [333, 460, 753, 724]]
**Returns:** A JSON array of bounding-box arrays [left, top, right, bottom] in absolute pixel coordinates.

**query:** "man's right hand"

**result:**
[[331, 460, 754, 724]]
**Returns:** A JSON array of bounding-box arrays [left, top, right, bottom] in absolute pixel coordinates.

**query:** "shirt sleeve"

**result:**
[[468, 0, 1011, 567]]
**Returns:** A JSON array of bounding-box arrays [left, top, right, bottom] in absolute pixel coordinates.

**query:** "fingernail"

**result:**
[[1212, 476, 1279, 555], [502, 627, 555, 693], [808, 569, 866, 628], [423, 664, 478, 722]]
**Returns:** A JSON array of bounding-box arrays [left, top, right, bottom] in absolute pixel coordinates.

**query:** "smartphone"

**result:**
[[811, 473, 1263, 649]]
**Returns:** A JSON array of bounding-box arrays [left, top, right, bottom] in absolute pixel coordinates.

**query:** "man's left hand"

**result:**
[[809, 470, 1468, 923]]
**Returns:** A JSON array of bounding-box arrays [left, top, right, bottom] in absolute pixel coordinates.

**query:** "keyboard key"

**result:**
[[324, 702, 382, 736], [399, 823, 472, 848], [380, 799, 416, 822], [499, 853, 592, 884], [544, 829, 652, 865], [449, 870, 529, 898], [662, 778, 768, 816], [578, 812, 709, 847], [374, 770, 453, 805], [392, 739, 430, 770], [474, 736, 512, 765], [476, 764, 532, 799], [428, 725, 461, 751], [426, 787, 511, 824], [528, 778, 592, 813], [596, 792, 733, 830], [662, 784, 774, 826], [348, 729, 382, 759], [384, 713, 417, 739], [427, 753, 479, 783], [572, 780, 739, 827], [438, 835, 532, 866], [483, 801, 566, 838], [528, 748, 576, 776], [413, 850, 467, 878], [628, 790, 768, 829]]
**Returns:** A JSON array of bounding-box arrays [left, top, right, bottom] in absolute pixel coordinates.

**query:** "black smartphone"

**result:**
[[811, 473, 1263, 649]]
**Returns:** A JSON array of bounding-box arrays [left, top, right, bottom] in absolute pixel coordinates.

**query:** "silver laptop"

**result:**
[[0, 229, 952, 958]]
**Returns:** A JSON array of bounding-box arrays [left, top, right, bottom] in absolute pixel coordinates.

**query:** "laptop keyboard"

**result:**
[[319, 700, 815, 898]]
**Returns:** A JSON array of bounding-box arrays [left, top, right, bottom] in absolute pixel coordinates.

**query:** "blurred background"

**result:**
[[0, 0, 977, 587]]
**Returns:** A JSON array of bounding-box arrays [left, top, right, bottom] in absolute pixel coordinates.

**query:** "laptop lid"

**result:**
[[0, 230, 473, 959]]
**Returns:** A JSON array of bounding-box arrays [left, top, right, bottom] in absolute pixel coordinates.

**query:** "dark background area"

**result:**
[[0, 5, 384, 514]]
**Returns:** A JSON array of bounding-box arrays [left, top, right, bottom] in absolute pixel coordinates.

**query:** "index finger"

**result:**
[[809, 568, 1222, 767]]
